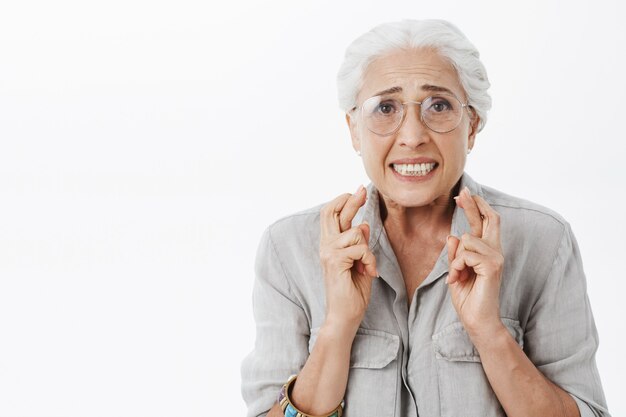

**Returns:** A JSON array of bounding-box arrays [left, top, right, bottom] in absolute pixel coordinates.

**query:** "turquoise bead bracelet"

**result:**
[[278, 375, 344, 417]]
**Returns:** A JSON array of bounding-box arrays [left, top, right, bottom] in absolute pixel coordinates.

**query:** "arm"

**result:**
[[265, 319, 355, 417], [288, 187, 378, 414], [264, 322, 355, 417], [514, 222, 610, 416], [242, 187, 378, 416], [446, 188, 609, 417], [468, 322, 580, 417], [240, 227, 312, 416], [283, 321, 357, 414]]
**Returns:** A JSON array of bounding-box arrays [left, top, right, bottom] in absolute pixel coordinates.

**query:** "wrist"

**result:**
[[280, 375, 344, 417], [320, 317, 360, 344], [465, 318, 507, 347], [288, 321, 353, 415]]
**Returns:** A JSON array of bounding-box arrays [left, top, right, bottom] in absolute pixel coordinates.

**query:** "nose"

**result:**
[[396, 102, 431, 148]]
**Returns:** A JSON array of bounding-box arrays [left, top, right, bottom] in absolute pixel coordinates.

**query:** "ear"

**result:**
[[345, 112, 361, 153], [467, 109, 480, 151]]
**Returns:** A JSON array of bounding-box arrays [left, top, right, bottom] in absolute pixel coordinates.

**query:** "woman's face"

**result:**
[[347, 48, 479, 209]]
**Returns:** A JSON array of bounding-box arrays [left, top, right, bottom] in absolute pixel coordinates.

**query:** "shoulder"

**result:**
[[474, 182, 582, 299], [474, 182, 575, 276], [475, 183, 582, 318], [478, 183, 569, 239], [255, 202, 329, 304], [256, 201, 328, 269], [264, 202, 324, 243]]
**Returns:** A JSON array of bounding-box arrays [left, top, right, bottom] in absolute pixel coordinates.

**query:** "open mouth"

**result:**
[[391, 162, 438, 177]]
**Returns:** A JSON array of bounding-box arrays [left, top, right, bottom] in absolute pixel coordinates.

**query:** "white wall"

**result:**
[[0, 0, 624, 415]]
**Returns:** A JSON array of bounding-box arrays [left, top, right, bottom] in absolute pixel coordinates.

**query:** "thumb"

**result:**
[[357, 222, 378, 277], [358, 221, 370, 245], [446, 235, 460, 284]]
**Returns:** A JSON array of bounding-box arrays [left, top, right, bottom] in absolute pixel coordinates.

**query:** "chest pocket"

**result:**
[[309, 327, 400, 417], [432, 318, 524, 417]]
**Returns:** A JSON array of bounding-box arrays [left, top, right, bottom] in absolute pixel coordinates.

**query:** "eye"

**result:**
[[428, 97, 453, 112], [377, 101, 398, 115]]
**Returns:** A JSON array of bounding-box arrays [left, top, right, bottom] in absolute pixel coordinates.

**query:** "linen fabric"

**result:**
[[241, 173, 610, 417]]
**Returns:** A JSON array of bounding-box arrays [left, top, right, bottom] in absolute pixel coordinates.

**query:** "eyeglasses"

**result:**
[[356, 94, 471, 135]]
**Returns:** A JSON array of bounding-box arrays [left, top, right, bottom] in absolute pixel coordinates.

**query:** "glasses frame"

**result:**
[[353, 94, 472, 136]]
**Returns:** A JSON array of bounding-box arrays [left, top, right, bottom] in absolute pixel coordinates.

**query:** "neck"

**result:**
[[380, 183, 460, 239]]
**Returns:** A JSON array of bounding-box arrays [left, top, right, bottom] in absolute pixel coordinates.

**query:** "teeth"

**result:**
[[392, 162, 436, 176]]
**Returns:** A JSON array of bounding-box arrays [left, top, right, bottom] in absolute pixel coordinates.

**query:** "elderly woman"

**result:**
[[241, 19, 610, 417]]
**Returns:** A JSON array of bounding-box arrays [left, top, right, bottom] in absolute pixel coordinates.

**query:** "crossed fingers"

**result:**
[[320, 186, 378, 277], [447, 187, 502, 284], [320, 185, 366, 239]]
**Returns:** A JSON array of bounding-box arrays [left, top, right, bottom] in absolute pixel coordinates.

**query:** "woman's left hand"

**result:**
[[446, 187, 505, 338]]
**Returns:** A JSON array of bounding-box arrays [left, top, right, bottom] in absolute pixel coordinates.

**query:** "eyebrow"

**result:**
[[372, 84, 455, 96], [372, 86, 403, 96]]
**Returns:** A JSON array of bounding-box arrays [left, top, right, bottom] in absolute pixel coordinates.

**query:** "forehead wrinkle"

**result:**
[[378, 64, 455, 87], [384, 62, 445, 71], [381, 65, 445, 76], [374, 77, 461, 98], [382, 68, 463, 99], [359, 52, 464, 104]]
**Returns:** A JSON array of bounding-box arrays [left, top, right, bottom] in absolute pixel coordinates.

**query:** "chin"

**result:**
[[382, 187, 441, 209]]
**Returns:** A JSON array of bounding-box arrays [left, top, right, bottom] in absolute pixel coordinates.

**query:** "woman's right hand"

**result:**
[[319, 185, 378, 335]]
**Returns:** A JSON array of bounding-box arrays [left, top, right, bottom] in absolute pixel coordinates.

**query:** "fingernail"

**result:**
[[355, 184, 364, 194], [463, 186, 471, 196]]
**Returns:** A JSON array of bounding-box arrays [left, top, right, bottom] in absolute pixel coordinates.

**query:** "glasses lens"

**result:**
[[421, 95, 463, 133], [362, 96, 403, 135]]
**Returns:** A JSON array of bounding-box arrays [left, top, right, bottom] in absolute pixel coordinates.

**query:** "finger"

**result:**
[[362, 249, 378, 278], [459, 233, 495, 255], [333, 225, 367, 249], [450, 250, 498, 274], [338, 185, 367, 232], [448, 242, 476, 284], [458, 186, 483, 238], [355, 260, 365, 275], [446, 235, 460, 264], [448, 256, 471, 284], [358, 222, 371, 245], [449, 259, 471, 286], [320, 193, 352, 240], [458, 268, 472, 283], [340, 244, 378, 277], [446, 235, 461, 284], [332, 224, 374, 276], [450, 250, 481, 270], [473, 195, 501, 248], [449, 233, 470, 283], [354, 222, 371, 275]]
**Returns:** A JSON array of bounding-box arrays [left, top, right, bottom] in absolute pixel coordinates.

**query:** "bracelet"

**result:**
[[277, 374, 344, 417]]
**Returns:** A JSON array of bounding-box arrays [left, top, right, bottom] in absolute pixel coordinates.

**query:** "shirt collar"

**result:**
[[354, 172, 483, 290], [451, 172, 483, 239]]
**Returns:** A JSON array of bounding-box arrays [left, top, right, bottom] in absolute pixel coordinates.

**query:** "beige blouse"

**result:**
[[241, 173, 610, 417]]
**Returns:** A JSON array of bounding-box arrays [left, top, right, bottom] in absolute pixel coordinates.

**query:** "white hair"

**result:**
[[337, 19, 492, 132]]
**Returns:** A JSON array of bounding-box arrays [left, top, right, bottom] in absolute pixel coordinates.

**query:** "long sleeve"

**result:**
[[241, 226, 311, 417], [523, 223, 610, 417]]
